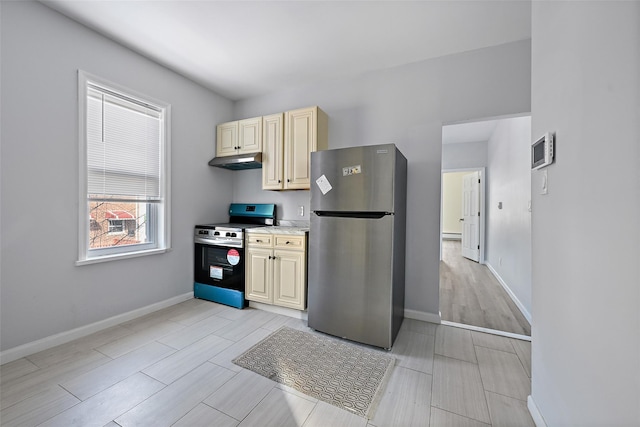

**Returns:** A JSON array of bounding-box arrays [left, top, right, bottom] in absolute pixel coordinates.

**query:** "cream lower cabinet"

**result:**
[[246, 233, 307, 310]]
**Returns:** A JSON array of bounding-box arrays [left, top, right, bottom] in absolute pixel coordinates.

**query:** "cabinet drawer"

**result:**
[[247, 234, 273, 247], [274, 235, 305, 250]]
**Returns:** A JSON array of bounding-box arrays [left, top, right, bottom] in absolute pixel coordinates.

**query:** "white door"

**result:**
[[462, 171, 480, 262]]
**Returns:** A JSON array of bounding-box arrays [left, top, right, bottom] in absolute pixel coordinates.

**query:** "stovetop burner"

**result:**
[[194, 203, 276, 249], [196, 223, 268, 231]]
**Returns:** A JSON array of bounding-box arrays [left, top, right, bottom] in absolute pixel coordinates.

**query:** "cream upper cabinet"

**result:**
[[238, 117, 262, 154], [216, 121, 238, 157], [246, 233, 307, 310], [283, 106, 328, 190], [262, 113, 284, 190], [215, 116, 262, 157], [262, 106, 328, 190]]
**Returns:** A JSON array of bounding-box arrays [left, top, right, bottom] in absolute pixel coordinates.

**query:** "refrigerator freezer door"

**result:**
[[310, 144, 397, 213], [308, 214, 396, 348]]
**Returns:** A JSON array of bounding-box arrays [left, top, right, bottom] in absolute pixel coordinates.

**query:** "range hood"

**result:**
[[208, 152, 262, 170]]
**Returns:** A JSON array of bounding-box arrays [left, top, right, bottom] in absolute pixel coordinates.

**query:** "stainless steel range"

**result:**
[[194, 203, 276, 308]]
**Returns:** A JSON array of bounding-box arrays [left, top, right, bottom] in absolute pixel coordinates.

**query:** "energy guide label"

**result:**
[[210, 266, 223, 280], [227, 249, 240, 266]]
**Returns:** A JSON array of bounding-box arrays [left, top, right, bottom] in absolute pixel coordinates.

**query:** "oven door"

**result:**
[[194, 242, 245, 291]]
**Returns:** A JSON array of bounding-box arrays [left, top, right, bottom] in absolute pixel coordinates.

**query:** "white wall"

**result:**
[[442, 141, 488, 170], [442, 172, 466, 235], [531, 2, 640, 425], [485, 116, 532, 320], [0, 2, 235, 352], [233, 170, 312, 223], [233, 40, 531, 319]]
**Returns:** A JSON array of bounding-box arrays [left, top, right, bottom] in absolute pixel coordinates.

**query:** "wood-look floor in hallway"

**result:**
[[440, 240, 531, 336]]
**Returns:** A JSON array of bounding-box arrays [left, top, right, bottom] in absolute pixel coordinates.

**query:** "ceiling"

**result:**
[[42, 0, 532, 101], [442, 119, 499, 144]]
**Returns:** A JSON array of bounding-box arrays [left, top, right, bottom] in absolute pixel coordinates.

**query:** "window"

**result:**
[[77, 71, 171, 264], [108, 219, 124, 233]]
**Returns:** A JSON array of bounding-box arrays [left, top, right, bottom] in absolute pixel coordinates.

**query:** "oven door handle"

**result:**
[[194, 237, 242, 248]]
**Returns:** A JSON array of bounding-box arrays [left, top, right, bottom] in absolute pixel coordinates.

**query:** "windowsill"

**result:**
[[76, 247, 169, 266]]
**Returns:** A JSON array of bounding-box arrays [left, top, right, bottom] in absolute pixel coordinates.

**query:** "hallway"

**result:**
[[440, 240, 531, 336]]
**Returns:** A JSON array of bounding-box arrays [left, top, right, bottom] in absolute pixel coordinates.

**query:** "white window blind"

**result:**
[[87, 84, 163, 201], [78, 70, 171, 265]]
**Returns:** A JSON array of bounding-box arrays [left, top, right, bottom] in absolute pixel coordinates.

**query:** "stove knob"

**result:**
[[226, 232, 231, 237], [231, 233, 237, 237], [213, 231, 220, 236]]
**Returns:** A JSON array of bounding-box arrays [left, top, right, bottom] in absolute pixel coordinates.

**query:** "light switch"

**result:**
[[541, 169, 548, 195]]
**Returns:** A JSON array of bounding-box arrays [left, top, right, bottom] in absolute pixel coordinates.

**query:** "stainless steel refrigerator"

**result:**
[[308, 143, 407, 349]]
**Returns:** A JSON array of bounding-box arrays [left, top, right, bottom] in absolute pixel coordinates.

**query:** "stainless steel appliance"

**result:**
[[194, 203, 276, 308], [208, 152, 262, 170], [308, 144, 407, 349]]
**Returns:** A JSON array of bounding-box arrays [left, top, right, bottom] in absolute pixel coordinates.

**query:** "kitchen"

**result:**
[[198, 105, 407, 349], [2, 1, 639, 426]]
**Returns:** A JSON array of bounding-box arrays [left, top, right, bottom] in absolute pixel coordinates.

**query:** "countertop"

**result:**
[[247, 226, 308, 235]]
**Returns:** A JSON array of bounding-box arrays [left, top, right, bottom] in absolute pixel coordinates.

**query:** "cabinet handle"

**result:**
[[285, 241, 291, 244], [278, 180, 281, 183], [287, 179, 290, 182], [256, 239, 262, 242]]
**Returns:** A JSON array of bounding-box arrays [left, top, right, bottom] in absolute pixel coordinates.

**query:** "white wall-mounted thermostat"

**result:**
[[531, 132, 554, 170]]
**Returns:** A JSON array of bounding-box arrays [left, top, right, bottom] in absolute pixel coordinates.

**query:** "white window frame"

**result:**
[[108, 219, 125, 234], [77, 70, 171, 265]]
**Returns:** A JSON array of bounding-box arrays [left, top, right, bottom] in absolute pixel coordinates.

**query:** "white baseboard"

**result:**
[[485, 262, 532, 324], [0, 292, 193, 365], [442, 233, 462, 240], [441, 320, 531, 341], [248, 301, 307, 321], [404, 309, 441, 324], [528, 395, 548, 427], [247, 304, 438, 326]]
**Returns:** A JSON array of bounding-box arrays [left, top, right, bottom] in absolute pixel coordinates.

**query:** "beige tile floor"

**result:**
[[0, 299, 535, 426]]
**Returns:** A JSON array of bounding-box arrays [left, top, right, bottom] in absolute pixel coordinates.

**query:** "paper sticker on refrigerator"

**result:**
[[342, 165, 362, 176], [315, 174, 333, 195]]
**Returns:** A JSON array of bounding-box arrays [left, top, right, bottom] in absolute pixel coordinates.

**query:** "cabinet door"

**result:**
[[273, 249, 306, 310], [246, 247, 273, 304], [216, 121, 238, 157], [238, 117, 262, 154], [262, 113, 284, 190], [284, 107, 316, 190]]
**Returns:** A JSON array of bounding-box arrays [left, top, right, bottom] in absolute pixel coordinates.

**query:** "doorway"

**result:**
[[439, 116, 532, 338], [440, 168, 485, 263]]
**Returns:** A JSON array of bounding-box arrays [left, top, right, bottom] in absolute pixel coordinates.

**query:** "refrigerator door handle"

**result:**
[[313, 211, 392, 219]]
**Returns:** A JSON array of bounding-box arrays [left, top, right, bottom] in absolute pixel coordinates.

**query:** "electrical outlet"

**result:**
[[298, 205, 304, 217]]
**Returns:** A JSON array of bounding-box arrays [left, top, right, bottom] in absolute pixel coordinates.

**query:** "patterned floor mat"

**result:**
[[232, 326, 395, 419]]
